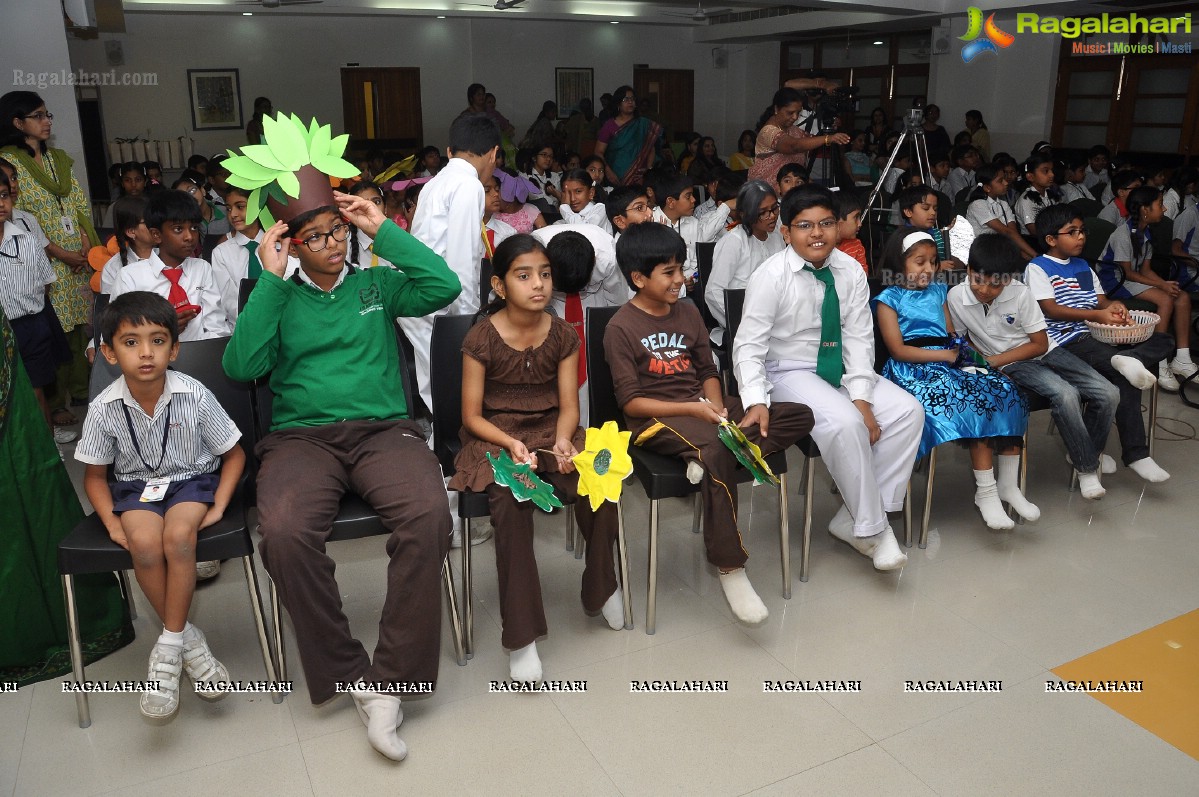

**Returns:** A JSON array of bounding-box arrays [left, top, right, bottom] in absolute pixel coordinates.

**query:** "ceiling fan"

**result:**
[[236, 0, 323, 8], [459, 0, 528, 9], [662, 2, 730, 22]]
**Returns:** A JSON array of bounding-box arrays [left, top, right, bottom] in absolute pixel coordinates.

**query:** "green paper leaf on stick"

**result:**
[[262, 113, 308, 171], [487, 451, 563, 512], [241, 144, 287, 172], [716, 421, 779, 486]]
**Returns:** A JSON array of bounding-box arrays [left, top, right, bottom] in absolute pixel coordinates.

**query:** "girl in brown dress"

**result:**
[[450, 234, 622, 683]]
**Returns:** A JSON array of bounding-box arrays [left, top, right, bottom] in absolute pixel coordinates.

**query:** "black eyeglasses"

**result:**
[[292, 222, 351, 252], [759, 204, 780, 217], [1052, 226, 1087, 238], [23, 112, 53, 122]]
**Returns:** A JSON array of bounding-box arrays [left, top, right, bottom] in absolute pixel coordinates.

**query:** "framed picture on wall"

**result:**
[[555, 67, 593, 119], [187, 68, 243, 131]]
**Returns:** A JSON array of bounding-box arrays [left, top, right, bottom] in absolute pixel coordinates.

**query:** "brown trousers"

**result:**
[[486, 469, 619, 650], [635, 399, 813, 570], [255, 419, 451, 704]]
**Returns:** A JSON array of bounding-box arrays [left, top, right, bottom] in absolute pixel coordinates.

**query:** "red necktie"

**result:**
[[565, 292, 586, 388], [161, 267, 191, 311]]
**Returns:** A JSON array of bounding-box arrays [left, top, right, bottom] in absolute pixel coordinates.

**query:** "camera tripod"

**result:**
[[861, 111, 934, 243]]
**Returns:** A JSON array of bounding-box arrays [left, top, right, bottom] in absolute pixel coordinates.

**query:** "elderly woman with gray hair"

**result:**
[[704, 180, 786, 345]]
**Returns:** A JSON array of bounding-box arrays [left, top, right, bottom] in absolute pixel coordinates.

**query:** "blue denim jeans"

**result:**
[[1002, 347, 1120, 473]]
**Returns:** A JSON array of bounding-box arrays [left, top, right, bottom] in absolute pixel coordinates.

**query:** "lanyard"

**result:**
[[121, 399, 171, 473]]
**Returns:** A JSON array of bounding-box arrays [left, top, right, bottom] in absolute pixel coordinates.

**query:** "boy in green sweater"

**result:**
[[223, 190, 459, 762]]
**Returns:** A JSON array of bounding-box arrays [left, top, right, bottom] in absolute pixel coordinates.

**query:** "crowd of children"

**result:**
[[6, 83, 1198, 765]]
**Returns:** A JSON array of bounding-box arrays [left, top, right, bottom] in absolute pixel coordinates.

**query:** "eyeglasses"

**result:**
[[789, 219, 837, 232], [1053, 226, 1087, 238], [626, 201, 650, 214], [620, 96, 636, 103], [23, 112, 53, 122], [292, 222, 351, 252], [759, 204, 780, 217], [536, 151, 553, 159]]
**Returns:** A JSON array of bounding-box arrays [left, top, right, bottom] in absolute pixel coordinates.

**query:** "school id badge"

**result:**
[[140, 476, 171, 502], [61, 214, 76, 237]]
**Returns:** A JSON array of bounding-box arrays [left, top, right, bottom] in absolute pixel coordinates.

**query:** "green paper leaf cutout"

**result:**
[[290, 113, 309, 144], [308, 123, 331, 162], [262, 113, 309, 171], [241, 144, 287, 172], [276, 169, 301, 199], [226, 173, 274, 191], [259, 206, 276, 228], [487, 451, 563, 512], [223, 154, 280, 183], [716, 422, 778, 486], [246, 187, 264, 222], [328, 133, 350, 159], [265, 181, 288, 203], [312, 154, 360, 179]]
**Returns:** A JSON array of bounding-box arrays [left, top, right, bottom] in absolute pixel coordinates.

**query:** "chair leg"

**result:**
[[565, 507, 575, 553], [1014, 430, 1029, 526], [1148, 383, 1158, 459], [268, 577, 287, 684], [442, 557, 467, 666], [61, 575, 90, 728], [691, 493, 701, 534], [801, 454, 814, 583], [462, 517, 474, 658], [920, 449, 936, 549], [903, 480, 913, 548], [616, 500, 633, 630], [569, 508, 582, 560], [777, 472, 791, 600], [646, 499, 660, 635], [117, 569, 137, 621], [240, 555, 283, 702]]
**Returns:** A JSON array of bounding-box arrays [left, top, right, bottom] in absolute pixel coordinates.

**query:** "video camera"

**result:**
[[806, 85, 860, 130]]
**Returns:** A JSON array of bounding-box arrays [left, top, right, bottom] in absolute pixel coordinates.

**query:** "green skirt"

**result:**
[[0, 315, 133, 686]]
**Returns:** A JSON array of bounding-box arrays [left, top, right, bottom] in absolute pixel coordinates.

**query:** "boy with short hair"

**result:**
[[406, 112, 501, 410], [113, 189, 231, 341], [605, 186, 653, 240], [209, 184, 264, 329], [76, 291, 246, 719], [733, 186, 922, 571], [1024, 203, 1174, 483], [896, 184, 972, 270], [649, 173, 732, 285], [927, 150, 951, 195], [944, 144, 980, 202], [223, 186, 460, 760], [948, 233, 1119, 500], [604, 223, 812, 623], [833, 190, 868, 273], [776, 163, 808, 198]]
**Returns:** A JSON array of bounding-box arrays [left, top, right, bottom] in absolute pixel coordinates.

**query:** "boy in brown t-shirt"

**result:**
[[603, 223, 813, 623]]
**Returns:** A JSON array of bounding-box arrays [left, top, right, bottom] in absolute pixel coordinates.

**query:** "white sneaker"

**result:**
[[182, 627, 229, 699], [53, 426, 78, 444], [451, 523, 493, 549], [1158, 369, 1180, 392], [195, 560, 221, 580], [1170, 358, 1198, 379], [139, 643, 182, 719]]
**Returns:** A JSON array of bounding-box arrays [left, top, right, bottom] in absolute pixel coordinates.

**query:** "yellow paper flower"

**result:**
[[572, 421, 633, 511]]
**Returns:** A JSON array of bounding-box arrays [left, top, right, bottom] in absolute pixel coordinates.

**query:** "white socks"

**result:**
[[1176, 348, 1194, 365], [685, 460, 704, 484], [1129, 457, 1170, 483], [600, 590, 624, 631], [1111, 355, 1157, 390], [828, 521, 907, 571], [997, 455, 1040, 521], [158, 628, 185, 649], [350, 689, 407, 761], [718, 568, 769, 624], [1076, 471, 1106, 500], [1100, 454, 1117, 474], [509, 641, 543, 682], [974, 469, 1013, 529], [828, 503, 855, 540]]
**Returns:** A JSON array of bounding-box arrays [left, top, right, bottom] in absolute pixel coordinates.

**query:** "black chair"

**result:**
[[201, 234, 223, 261], [478, 258, 494, 310], [238, 278, 257, 315], [253, 320, 466, 679], [57, 337, 278, 728], [694, 240, 733, 389], [934, 190, 953, 229], [587, 306, 790, 635], [92, 292, 110, 351], [1070, 197, 1103, 220]]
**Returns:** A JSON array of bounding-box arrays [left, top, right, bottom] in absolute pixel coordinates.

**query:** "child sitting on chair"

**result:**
[[76, 291, 245, 719]]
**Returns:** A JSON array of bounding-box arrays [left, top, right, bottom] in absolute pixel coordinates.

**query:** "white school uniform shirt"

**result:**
[[651, 203, 732, 282], [733, 246, 877, 409], [11, 209, 50, 251], [1097, 201, 1123, 226], [944, 168, 975, 203], [113, 250, 231, 341], [1059, 182, 1095, 204], [532, 224, 630, 311], [1013, 188, 1059, 235], [75, 370, 240, 483], [523, 169, 561, 207], [966, 196, 1017, 236], [0, 220, 55, 319], [210, 229, 266, 329], [100, 248, 148, 298], [693, 197, 717, 221], [410, 157, 485, 317], [1082, 167, 1108, 192], [947, 280, 1050, 360], [486, 216, 518, 249], [1163, 188, 1184, 220], [556, 201, 613, 234], [1173, 205, 1199, 258], [705, 224, 785, 344]]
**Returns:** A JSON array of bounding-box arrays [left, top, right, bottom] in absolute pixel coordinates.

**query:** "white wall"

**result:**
[[927, 12, 1059, 158], [67, 13, 779, 164], [4, 0, 92, 199]]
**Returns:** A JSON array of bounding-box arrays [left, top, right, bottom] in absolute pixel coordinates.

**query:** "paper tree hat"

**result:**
[[223, 113, 359, 227]]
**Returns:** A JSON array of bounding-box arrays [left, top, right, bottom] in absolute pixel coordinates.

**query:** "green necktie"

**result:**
[[245, 240, 262, 279], [804, 264, 843, 388]]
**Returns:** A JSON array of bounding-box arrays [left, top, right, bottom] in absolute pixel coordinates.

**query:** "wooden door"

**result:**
[[340, 67, 423, 148], [633, 68, 694, 143]]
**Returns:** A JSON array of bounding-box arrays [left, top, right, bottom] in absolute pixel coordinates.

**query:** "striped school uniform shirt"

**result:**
[[1024, 255, 1104, 347], [0, 220, 56, 319]]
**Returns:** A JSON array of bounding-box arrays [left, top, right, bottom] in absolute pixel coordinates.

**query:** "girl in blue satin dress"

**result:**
[[874, 230, 1037, 529]]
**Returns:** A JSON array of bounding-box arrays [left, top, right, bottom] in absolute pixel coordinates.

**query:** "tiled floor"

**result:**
[[7, 398, 1199, 796]]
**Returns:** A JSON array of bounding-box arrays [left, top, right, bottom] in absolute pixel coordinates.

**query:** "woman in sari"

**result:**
[[748, 87, 850, 193], [594, 85, 663, 187], [0, 91, 99, 421], [0, 309, 133, 687]]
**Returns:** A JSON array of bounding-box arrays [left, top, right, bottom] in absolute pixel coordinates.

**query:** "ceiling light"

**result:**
[[243, 11, 253, 15], [437, 14, 446, 17], [611, 20, 619, 24], [873, 40, 883, 45]]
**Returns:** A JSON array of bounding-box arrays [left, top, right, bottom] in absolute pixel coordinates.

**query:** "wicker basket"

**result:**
[[1086, 310, 1160, 346]]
